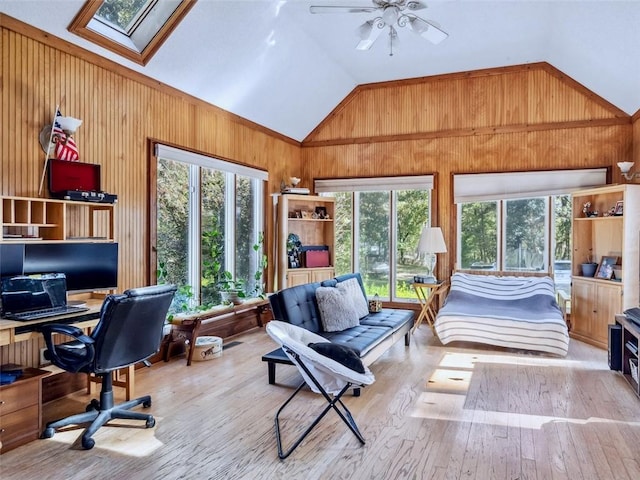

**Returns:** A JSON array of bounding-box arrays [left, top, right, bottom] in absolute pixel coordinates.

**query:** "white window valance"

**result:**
[[315, 175, 434, 193], [155, 144, 268, 181], [453, 168, 607, 203]]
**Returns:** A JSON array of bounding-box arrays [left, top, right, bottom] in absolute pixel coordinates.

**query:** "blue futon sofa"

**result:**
[[262, 273, 415, 384]]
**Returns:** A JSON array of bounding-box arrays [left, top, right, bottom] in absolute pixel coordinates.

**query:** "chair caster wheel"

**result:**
[[86, 399, 100, 412], [146, 417, 156, 428], [82, 437, 95, 450], [41, 427, 55, 439], [143, 399, 152, 408]]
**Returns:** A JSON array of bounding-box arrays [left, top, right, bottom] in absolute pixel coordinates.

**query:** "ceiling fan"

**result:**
[[309, 0, 448, 56]]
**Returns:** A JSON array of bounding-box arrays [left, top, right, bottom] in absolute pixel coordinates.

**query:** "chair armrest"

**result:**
[[39, 323, 95, 372]]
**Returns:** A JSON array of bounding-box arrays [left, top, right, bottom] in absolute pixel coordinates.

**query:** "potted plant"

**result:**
[[218, 271, 246, 305], [581, 251, 598, 277]]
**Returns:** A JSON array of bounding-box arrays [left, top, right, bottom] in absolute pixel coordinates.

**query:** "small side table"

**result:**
[[411, 282, 447, 334]]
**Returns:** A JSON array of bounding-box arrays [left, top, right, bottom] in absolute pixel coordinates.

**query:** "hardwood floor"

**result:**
[[1, 326, 639, 480]]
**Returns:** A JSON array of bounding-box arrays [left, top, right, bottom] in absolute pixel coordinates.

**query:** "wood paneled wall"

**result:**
[[301, 64, 634, 280], [0, 15, 299, 367], [0, 14, 299, 292]]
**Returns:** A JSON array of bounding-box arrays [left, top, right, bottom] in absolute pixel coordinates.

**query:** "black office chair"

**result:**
[[39, 284, 177, 450]]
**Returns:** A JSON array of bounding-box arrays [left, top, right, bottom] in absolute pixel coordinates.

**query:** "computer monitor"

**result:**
[[23, 243, 118, 293]]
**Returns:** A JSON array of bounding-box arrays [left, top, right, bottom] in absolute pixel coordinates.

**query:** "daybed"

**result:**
[[434, 272, 569, 356], [263, 273, 415, 384]]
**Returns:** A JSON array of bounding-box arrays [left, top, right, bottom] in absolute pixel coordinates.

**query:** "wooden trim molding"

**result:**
[[68, 0, 197, 66], [302, 117, 631, 148]]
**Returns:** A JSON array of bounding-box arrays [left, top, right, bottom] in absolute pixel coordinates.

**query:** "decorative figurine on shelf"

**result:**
[[281, 176, 310, 195], [582, 201, 598, 217], [286, 233, 302, 268]]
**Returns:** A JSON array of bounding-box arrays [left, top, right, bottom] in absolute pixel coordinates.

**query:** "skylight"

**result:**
[[68, 0, 196, 66]]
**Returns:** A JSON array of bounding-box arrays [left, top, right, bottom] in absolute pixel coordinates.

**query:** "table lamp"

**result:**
[[416, 226, 447, 283]]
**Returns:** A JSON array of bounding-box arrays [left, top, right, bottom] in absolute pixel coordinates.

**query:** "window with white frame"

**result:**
[[315, 176, 433, 302], [454, 168, 607, 295], [155, 144, 267, 310]]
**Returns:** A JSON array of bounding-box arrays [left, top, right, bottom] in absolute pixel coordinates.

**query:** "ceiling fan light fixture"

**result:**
[[356, 19, 385, 50], [358, 20, 374, 40], [382, 6, 399, 25]]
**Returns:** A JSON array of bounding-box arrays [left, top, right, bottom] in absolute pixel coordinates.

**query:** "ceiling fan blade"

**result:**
[[310, 6, 379, 14], [356, 20, 385, 50], [409, 16, 448, 44]]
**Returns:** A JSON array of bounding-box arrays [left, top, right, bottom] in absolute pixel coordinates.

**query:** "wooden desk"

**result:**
[[411, 282, 447, 334], [0, 297, 104, 346], [0, 297, 135, 401]]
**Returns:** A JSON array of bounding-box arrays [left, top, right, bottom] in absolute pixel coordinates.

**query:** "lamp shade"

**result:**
[[417, 227, 447, 254], [617, 161, 634, 174]]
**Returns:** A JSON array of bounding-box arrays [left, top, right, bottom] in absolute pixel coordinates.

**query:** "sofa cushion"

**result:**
[[308, 342, 365, 373], [339, 277, 370, 319], [322, 324, 390, 356], [315, 284, 360, 332], [360, 309, 415, 332]]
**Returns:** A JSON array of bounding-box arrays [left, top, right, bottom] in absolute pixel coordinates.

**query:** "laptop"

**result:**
[[0, 273, 89, 321]]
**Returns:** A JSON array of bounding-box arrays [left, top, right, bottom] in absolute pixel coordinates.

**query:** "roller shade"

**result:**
[[454, 168, 607, 203], [155, 144, 268, 181], [315, 175, 434, 193]]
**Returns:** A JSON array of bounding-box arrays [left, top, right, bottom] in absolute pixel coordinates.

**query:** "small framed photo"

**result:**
[[294, 209, 302, 219], [595, 255, 619, 280], [301, 210, 311, 219], [613, 200, 623, 216], [315, 206, 327, 219]]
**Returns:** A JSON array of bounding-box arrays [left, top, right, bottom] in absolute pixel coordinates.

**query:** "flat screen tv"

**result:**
[[23, 243, 118, 293]]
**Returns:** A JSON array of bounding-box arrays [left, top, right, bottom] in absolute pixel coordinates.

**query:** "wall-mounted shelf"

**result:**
[[1, 196, 114, 243]]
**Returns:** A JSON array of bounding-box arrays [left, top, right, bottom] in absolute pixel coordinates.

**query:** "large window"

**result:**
[[458, 196, 566, 273], [455, 168, 606, 295], [155, 145, 266, 310], [316, 176, 433, 302]]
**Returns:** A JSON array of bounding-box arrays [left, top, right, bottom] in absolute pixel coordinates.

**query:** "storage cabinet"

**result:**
[[0, 368, 48, 453], [570, 185, 640, 348], [1, 195, 114, 242], [571, 278, 621, 348], [275, 194, 335, 289]]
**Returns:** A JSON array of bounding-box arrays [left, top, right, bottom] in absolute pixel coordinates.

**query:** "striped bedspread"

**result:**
[[434, 273, 569, 356]]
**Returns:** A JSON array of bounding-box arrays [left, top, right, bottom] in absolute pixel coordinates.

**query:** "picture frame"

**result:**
[[595, 255, 619, 280], [613, 200, 623, 216], [294, 209, 302, 219], [315, 206, 327, 219]]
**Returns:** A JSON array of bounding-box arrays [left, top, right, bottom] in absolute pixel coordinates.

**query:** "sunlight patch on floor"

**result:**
[[45, 418, 165, 456], [410, 390, 640, 429], [438, 351, 600, 370], [426, 368, 473, 394]]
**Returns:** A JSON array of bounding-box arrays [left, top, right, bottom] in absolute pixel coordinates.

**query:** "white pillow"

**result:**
[[339, 277, 370, 319], [315, 285, 360, 332]]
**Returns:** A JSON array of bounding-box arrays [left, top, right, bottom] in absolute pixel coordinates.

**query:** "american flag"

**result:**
[[53, 109, 79, 161]]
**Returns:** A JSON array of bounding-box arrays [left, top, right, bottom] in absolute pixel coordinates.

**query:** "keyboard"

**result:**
[[5, 305, 89, 321]]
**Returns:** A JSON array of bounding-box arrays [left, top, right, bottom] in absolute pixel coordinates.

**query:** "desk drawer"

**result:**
[[0, 379, 39, 416], [0, 329, 10, 346], [0, 404, 40, 453]]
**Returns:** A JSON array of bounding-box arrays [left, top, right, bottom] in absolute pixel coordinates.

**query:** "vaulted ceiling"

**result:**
[[2, 1, 639, 142]]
